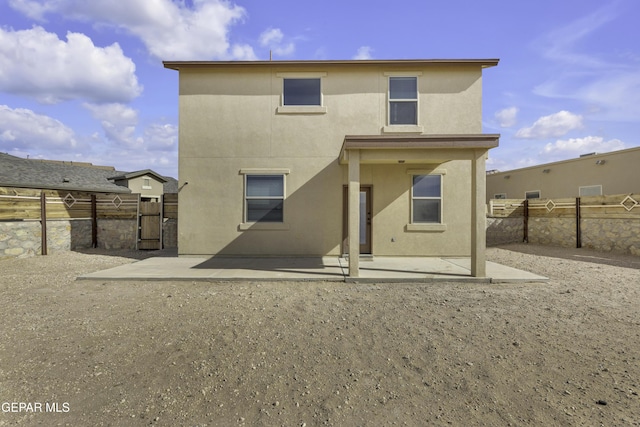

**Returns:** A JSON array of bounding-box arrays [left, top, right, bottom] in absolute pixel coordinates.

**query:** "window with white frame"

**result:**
[[245, 175, 285, 223], [142, 178, 151, 189], [283, 78, 321, 106], [579, 185, 602, 197], [389, 76, 418, 125], [412, 174, 442, 223]]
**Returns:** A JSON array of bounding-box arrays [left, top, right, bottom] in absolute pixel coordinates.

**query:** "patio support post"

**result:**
[[348, 149, 360, 277], [471, 149, 487, 277]]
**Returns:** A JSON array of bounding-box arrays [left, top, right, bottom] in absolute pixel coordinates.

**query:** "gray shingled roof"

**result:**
[[0, 153, 126, 193], [1, 153, 178, 194], [162, 176, 179, 193]]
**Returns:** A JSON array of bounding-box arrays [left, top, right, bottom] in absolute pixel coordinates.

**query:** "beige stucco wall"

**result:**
[[487, 148, 640, 202], [123, 176, 164, 201], [177, 63, 485, 256]]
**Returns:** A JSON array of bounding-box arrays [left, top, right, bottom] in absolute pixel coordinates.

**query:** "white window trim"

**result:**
[[276, 72, 328, 114], [578, 185, 602, 197], [142, 178, 152, 190], [239, 169, 290, 230], [407, 171, 446, 232], [383, 125, 424, 133], [383, 71, 424, 77]]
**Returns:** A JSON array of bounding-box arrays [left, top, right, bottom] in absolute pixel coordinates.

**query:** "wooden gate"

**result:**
[[139, 201, 161, 250]]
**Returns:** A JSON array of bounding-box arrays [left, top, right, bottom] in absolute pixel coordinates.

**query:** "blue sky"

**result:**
[[1, 0, 638, 178]]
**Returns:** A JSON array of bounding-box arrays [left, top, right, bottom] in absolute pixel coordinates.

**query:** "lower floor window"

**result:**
[[245, 175, 284, 222], [412, 174, 442, 223]]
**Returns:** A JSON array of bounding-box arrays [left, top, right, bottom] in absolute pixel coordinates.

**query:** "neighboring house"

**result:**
[[164, 59, 500, 277], [0, 153, 177, 197], [0, 153, 130, 193], [486, 146, 640, 203], [109, 169, 168, 202]]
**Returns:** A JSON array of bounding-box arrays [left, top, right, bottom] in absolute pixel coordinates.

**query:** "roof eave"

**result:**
[[163, 58, 500, 71], [109, 169, 168, 182]]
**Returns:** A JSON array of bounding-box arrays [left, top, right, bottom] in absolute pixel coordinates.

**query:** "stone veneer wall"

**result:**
[[527, 217, 577, 248], [486, 216, 640, 256], [581, 218, 640, 256], [1, 217, 179, 258], [486, 217, 523, 246], [0, 221, 41, 257], [0, 220, 94, 258], [163, 218, 178, 249], [96, 219, 138, 250], [0, 218, 142, 258]]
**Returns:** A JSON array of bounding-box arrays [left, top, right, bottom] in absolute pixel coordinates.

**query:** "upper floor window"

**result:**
[[389, 76, 418, 125], [142, 178, 151, 189], [283, 78, 321, 106]]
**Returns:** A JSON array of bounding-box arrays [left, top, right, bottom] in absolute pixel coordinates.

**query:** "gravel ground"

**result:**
[[0, 244, 639, 426]]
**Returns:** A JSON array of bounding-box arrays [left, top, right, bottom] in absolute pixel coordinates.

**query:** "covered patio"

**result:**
[[339, 134, 500, 278], [77, 254, 547, 283]]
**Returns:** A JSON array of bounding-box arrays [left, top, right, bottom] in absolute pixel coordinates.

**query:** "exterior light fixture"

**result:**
[[542, 169, 551, 173], [595, 160, 606, 165]]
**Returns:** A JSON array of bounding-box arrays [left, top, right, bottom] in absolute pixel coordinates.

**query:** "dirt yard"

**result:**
[[1, 244, 639, 426]]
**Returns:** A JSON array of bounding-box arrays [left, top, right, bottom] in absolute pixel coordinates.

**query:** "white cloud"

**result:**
[[259, 28, 283, 46], [259, 28, 294, 57], [0, 103, 177, 177], [231, 44, 258, 60], [9, 0, 253, 60], [82, 103, 178, 173], [542, 136, 625, 159], [7, 0, 56, 20], [0, 26, 141, 104], [533, 6, 616, 68], [494, 107, 518, 128], [0, 105, 78, 151], [353, 46, 373, 60], [515, 110, 583, 139], [531, 4, 640, 122], [83, 103, 141, 147], [144, 123, 178, 151]]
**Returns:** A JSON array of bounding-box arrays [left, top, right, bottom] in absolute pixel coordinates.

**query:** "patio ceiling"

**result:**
[[339, 134, 500, 164]]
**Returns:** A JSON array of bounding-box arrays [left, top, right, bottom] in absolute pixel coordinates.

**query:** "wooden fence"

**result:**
[[489, 194, 640, 220], [488, 193, 640, 253], [0, 187, 178, 255]]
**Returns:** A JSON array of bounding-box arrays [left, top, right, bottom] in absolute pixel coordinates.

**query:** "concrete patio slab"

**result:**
[[78, 256, 547, 283]]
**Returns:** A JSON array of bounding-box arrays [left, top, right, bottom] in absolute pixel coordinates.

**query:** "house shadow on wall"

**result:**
[[190, 158, 466, 277], [192, 160, 347, 275]]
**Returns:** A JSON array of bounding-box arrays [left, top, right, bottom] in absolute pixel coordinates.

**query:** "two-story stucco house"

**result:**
[[163, 59, 499, 277]]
